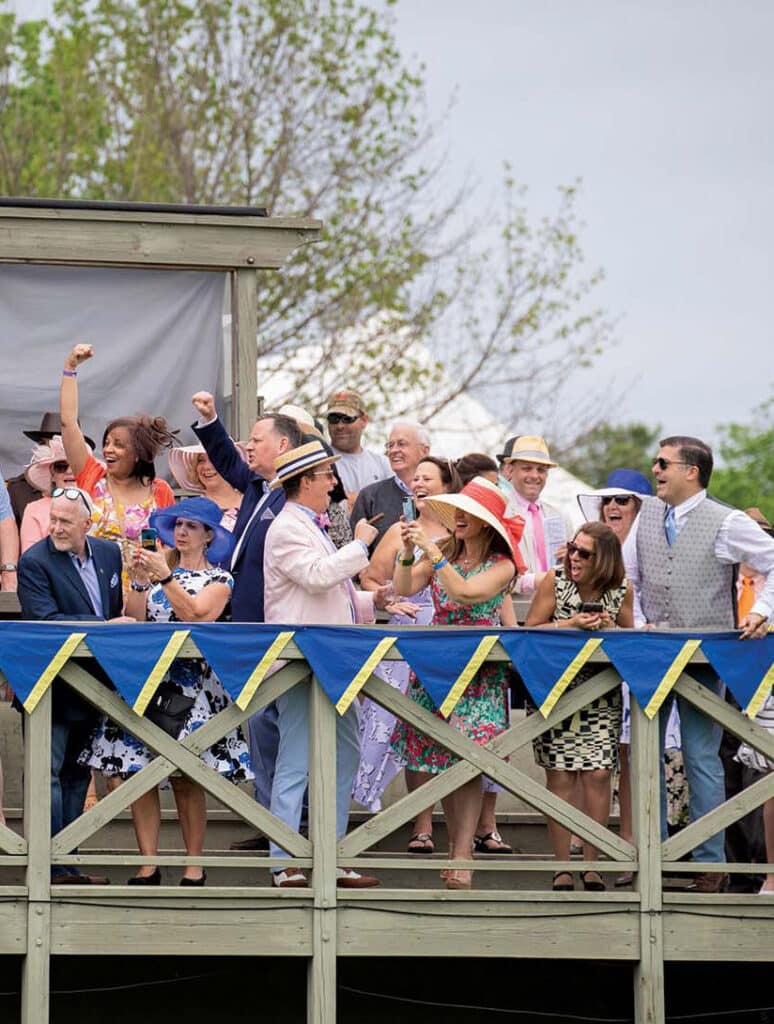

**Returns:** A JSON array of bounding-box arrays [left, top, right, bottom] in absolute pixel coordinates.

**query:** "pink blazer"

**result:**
[[263, 502, 369, 625]]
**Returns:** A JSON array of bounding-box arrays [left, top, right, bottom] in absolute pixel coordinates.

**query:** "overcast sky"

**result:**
[[12, 0, 773, 448], [392, 0, 773, 445]]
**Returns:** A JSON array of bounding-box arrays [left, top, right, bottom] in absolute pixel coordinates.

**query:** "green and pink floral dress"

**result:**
[[391, 556, 510, 773]]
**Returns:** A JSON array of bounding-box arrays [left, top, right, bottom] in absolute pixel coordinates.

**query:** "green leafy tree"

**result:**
[[0, 0, 612, 431], [710, 398, 774, 520], [556, 421, 661, 487]]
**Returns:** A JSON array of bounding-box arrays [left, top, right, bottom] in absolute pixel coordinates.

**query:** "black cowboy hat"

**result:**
[[23, 411, 96, 450]]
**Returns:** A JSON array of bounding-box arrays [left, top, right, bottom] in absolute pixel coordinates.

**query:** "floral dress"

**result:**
[[81, 567, 253, 781], [531, 569, 626, 772], [390, 556, 510, 774]]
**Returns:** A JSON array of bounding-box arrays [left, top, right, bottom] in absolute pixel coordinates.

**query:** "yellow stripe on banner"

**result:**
[[336, 636, 397, 716], [538, 638, 603, 718], [23, 632, 87, 713], [643, 639, 701, 719], [439, 635, 500, 719], [133, 630, 190, 717], [236, 631, 296, 711], [744, 659, 774, 720]]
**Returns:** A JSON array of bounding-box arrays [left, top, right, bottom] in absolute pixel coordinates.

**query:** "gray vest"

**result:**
[[636, 495, 736, 629]]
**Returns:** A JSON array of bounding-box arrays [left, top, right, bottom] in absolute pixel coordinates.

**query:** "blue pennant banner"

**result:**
[[189, 623, 296, 706], [294, 626, 397, 711], [394, 628, 504, 716], [84, 623, 191, 712], [497, 628, 604, 714], [0, 622, 87, 709], [601, 631, 703, 717], [700, 633, 774, 717]]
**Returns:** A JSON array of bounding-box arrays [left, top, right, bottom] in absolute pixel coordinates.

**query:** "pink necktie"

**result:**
[[528, 503, 547, 572]]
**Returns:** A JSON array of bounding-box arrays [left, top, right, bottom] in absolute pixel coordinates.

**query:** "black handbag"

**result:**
[[144, 681, 195, 738]]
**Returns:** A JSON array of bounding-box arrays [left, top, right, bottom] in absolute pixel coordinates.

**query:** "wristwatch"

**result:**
[[0, 563, 17, 572]]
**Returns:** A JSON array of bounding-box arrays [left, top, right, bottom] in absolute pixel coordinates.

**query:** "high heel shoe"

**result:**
[[444, 869, 472, 890], [128, 868, 161, 886], [179, 870, 207, 887]]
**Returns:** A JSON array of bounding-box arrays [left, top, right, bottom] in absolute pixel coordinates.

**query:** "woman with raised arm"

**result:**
[[60, 344, 176, 590], [390, 477, 525, 890], [526, 521, 633, 892]]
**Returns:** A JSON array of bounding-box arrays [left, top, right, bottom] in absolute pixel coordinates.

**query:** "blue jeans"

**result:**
[[269, 684, 360, 863], [659, 670, 725, 862], [50, 703, 94, 878]]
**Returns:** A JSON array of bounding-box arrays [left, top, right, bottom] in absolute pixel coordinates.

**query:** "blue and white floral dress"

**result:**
[[81, 567, 253, 781]]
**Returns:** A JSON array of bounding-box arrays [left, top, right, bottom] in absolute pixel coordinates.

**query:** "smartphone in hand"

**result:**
[[402, 497, 417, 522], [579, 601, 604, 614], [140, 527, 159, 550]]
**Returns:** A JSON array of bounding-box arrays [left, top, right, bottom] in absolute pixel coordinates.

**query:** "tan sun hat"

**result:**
[[423, 476, 527, 572], [269, 439, 340, 490], [502, 435, 556, 467], [168, 442, 247, 493], [26, 436, 70, 495]]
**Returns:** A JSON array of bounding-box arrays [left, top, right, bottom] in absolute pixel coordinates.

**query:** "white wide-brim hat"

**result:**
[[168, 442, 247, 493]]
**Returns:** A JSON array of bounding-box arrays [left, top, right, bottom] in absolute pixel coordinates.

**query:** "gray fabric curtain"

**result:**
[[0, 265, 226, 478]]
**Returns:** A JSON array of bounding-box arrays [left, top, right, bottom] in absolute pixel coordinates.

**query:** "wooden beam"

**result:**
[[0, 206, 321, 270], [230, 267, 259, 442], [674, 673, 774, 760]]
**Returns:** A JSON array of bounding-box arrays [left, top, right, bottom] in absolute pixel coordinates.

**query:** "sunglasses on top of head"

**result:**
[[567, 541, 594, 561], [51, 486, 91, 513], [601, 495, 633, 507], [327, 413, 360, 425]]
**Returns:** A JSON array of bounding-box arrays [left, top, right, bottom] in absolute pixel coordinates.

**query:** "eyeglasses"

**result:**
[[601, 495, 633, 507], [327, 413, 360, 425], [567, 541, 595, 561], [653, 457, 691, 471], [312, 469, 336, 479], [385, 440, 411, 452], [51, 462, 70, 474], [51, 487, 92, 513]]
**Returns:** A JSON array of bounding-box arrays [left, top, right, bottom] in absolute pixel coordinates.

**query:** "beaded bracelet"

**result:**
[[130, 581, 151, 593]]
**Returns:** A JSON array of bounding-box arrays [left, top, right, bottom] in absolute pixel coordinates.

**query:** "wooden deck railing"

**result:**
[[2, 625, 774, 1024]]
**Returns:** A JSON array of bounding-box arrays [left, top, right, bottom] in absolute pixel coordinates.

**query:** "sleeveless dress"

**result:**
[[531, 568, 626, 771], [81, 567, 253, 781], [390, 556, 510, 774], [353, 556, 435, 809]]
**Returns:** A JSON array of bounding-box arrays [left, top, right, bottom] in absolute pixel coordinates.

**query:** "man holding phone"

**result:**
[[635, 435, 774, 892]]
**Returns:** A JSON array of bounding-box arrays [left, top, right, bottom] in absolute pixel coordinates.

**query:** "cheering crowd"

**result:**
[[1, 343, 774, 894]]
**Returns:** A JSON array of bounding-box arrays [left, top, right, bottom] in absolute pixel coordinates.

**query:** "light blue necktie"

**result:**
[[664, 506, 677, 547]]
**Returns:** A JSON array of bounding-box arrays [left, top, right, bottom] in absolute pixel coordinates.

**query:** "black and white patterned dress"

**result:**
[[81, 567, 253, 781], [531, 569, 626, 772]]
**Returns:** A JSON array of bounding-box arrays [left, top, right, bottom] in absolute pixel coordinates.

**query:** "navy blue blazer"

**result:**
[[193, 416, 285, 623]]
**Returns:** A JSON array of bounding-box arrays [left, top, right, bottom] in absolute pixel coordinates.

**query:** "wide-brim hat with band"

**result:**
[[577, 468, 653, 521], [149, 496, 235, 563], [168, 442, 247, 494], [269, 438, 340, 490], [26, 435, 70, 494], [23, 411, 96, 449], [502, 434, 556, 467], [423, 476, 527, 573]]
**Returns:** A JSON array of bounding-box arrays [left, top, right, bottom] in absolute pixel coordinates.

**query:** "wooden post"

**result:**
[[230, 267, 258, 443], [307, 677, 338, 1024], [631, 700, 665, 1024], [21, 690, 52, 1024]]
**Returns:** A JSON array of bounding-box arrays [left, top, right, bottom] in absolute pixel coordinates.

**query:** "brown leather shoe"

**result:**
[[336, 869, 380, 889], [230, 833, 269, 852], [52, 872, 110, 885], [687, 872, 729, 893]]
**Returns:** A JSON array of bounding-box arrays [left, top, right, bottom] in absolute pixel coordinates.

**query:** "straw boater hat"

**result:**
[[25, 436, 71, 495], [424, 476, 527, 573], [501, 435, 556, 467], [168, 442, 247, 494], [576, 468, 653, 522], [269, 439, 340, 490]]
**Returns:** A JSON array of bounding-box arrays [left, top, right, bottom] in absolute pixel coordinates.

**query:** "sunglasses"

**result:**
[[601, 495, 633, 507], [312, 469, 336, 479], [653, 457, 691, 471], [567, 541, 595, 561], [51, 462, 70, 474], [327, 413, 360, 425], [51, 486, 92, 513]]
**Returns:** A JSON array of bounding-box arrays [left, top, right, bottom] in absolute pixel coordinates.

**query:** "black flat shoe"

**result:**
[[581, 871, 606, 892], [179, 870, 207, 887], [128, 868, 161, 886], [552, 871, 574, 891]]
